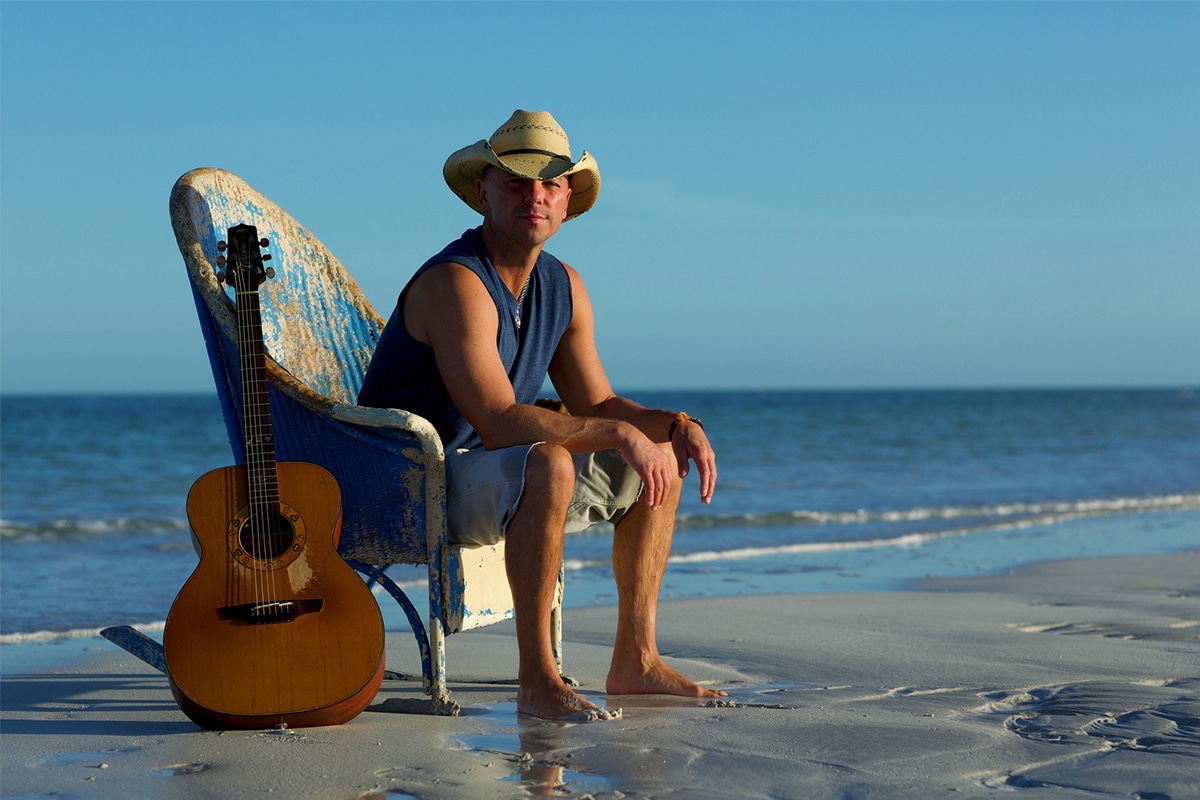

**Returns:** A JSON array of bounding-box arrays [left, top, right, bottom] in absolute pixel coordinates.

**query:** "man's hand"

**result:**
[[671, 420, 717, 505], [617, 431, 676, 510]]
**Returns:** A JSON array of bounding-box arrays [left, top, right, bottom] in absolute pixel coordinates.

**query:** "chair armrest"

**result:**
[[330, 403, 439, 439]]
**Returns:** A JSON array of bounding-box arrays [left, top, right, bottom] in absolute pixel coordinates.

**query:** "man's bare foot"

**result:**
[[606, 656, 728, 698], [517, 677, 622, 721]]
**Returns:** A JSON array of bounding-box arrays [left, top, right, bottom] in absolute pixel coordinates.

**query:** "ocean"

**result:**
[[2, 389, 1198, 645]]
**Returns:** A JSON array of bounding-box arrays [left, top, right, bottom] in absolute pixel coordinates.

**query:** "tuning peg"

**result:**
[[259, 238, 269, 248], [216, 270, 227, 283], [265, 267, 276, 279], [262, 253, 272, 261], [217, 240, 227, 252], [217, 255, 227, 267]]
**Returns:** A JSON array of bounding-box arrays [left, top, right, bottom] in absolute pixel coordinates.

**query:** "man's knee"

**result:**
[[525, 443, 576, 503]]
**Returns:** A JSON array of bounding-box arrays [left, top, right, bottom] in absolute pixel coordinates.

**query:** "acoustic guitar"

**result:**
[[163, 224, 385, 729]]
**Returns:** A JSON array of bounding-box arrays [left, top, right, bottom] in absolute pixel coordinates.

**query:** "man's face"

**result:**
[[477, 167, 572, 249]]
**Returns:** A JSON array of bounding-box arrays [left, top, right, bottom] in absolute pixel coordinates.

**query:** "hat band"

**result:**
[[495, 147, 572, 162]]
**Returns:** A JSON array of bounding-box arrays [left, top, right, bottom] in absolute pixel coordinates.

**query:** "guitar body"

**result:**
[[164, 225, 383, 729], [164, 458, 385, 729]]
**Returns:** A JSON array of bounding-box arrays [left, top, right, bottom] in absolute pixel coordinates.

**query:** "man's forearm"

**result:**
[[478, 401, 641, 454], [588, 395, 677, 443]]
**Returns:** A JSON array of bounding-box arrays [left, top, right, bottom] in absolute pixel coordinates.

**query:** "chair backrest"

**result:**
[[170, 167, 382, 405], [171, 168, 443, 567]]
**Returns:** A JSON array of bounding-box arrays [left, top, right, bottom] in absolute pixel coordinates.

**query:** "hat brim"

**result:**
[[443, 140, 600, 220]]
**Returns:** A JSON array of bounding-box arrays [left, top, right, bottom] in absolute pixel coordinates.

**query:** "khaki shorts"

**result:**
[[446, 445, 642, 546]]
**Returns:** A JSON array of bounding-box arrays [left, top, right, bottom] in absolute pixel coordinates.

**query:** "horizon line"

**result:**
[[2, 384, 1196, 400]]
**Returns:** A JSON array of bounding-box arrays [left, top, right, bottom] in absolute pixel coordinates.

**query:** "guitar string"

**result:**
[[253, 283, 278, 612], [253, 284, 276, 611], [238, 277, 258, 612], [237, 262, 275, 615]]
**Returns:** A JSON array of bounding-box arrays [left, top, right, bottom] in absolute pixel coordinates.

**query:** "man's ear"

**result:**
[[475, 176, 489, 214]]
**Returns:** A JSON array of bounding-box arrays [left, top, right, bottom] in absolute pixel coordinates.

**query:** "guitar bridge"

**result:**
[[217, 598, 324, 625]]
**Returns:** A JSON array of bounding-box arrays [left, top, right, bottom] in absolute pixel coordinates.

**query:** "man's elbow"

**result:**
[[471, 405, 528, 451], [587, 394, 623, 419], [472, 421, 509, 451]]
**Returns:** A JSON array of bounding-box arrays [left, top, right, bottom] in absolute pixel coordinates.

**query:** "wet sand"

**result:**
[[3, 552, 1197, 799]]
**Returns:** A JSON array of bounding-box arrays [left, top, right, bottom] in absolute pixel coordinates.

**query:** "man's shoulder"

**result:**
[[409, 259, 490, 299]]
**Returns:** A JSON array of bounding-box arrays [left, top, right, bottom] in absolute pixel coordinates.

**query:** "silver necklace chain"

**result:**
[[514, 276, 531, 329]]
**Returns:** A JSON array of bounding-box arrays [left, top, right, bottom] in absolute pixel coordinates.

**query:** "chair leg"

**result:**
[[427, 610, 450, 705]]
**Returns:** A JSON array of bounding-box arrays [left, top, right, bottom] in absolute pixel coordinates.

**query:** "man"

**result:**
[[359, 109, 723, 720]]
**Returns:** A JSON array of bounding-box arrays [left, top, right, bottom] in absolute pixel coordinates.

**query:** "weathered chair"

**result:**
[[168, 167, 562, 711]]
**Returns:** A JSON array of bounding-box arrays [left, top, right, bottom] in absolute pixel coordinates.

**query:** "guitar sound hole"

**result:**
[[239, 509, 295, 561]]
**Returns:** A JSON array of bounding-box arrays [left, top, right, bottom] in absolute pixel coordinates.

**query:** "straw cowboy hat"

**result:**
[[443, 110, 600, 221]]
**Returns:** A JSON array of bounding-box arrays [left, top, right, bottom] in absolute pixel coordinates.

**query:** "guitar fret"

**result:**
[[231, 238, 281, 510]]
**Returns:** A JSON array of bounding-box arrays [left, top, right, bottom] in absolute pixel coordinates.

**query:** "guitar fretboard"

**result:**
[[235, 285, 280, 508]]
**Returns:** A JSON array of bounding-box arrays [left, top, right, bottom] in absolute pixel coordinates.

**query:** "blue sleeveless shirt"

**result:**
[[357, 227, 574, 452]]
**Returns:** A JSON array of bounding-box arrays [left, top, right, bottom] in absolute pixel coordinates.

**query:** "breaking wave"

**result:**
[[564, 493, 1200, 571], [0, 516, 190, 541], [674, 493, 1200, 531]]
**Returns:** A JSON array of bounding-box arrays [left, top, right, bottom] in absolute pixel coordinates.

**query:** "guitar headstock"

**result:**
[[217, 224, 273, 293]]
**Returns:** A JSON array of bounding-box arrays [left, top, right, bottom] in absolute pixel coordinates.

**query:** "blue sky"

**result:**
[[2, 1, 1197, 394]]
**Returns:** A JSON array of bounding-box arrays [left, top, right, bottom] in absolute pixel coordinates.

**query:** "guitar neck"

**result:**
[[224, 223, 280, 508], [235, 284, 279, 506]]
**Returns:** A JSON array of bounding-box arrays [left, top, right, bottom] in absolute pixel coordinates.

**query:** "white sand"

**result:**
[[3, 552, 1198, 799]]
